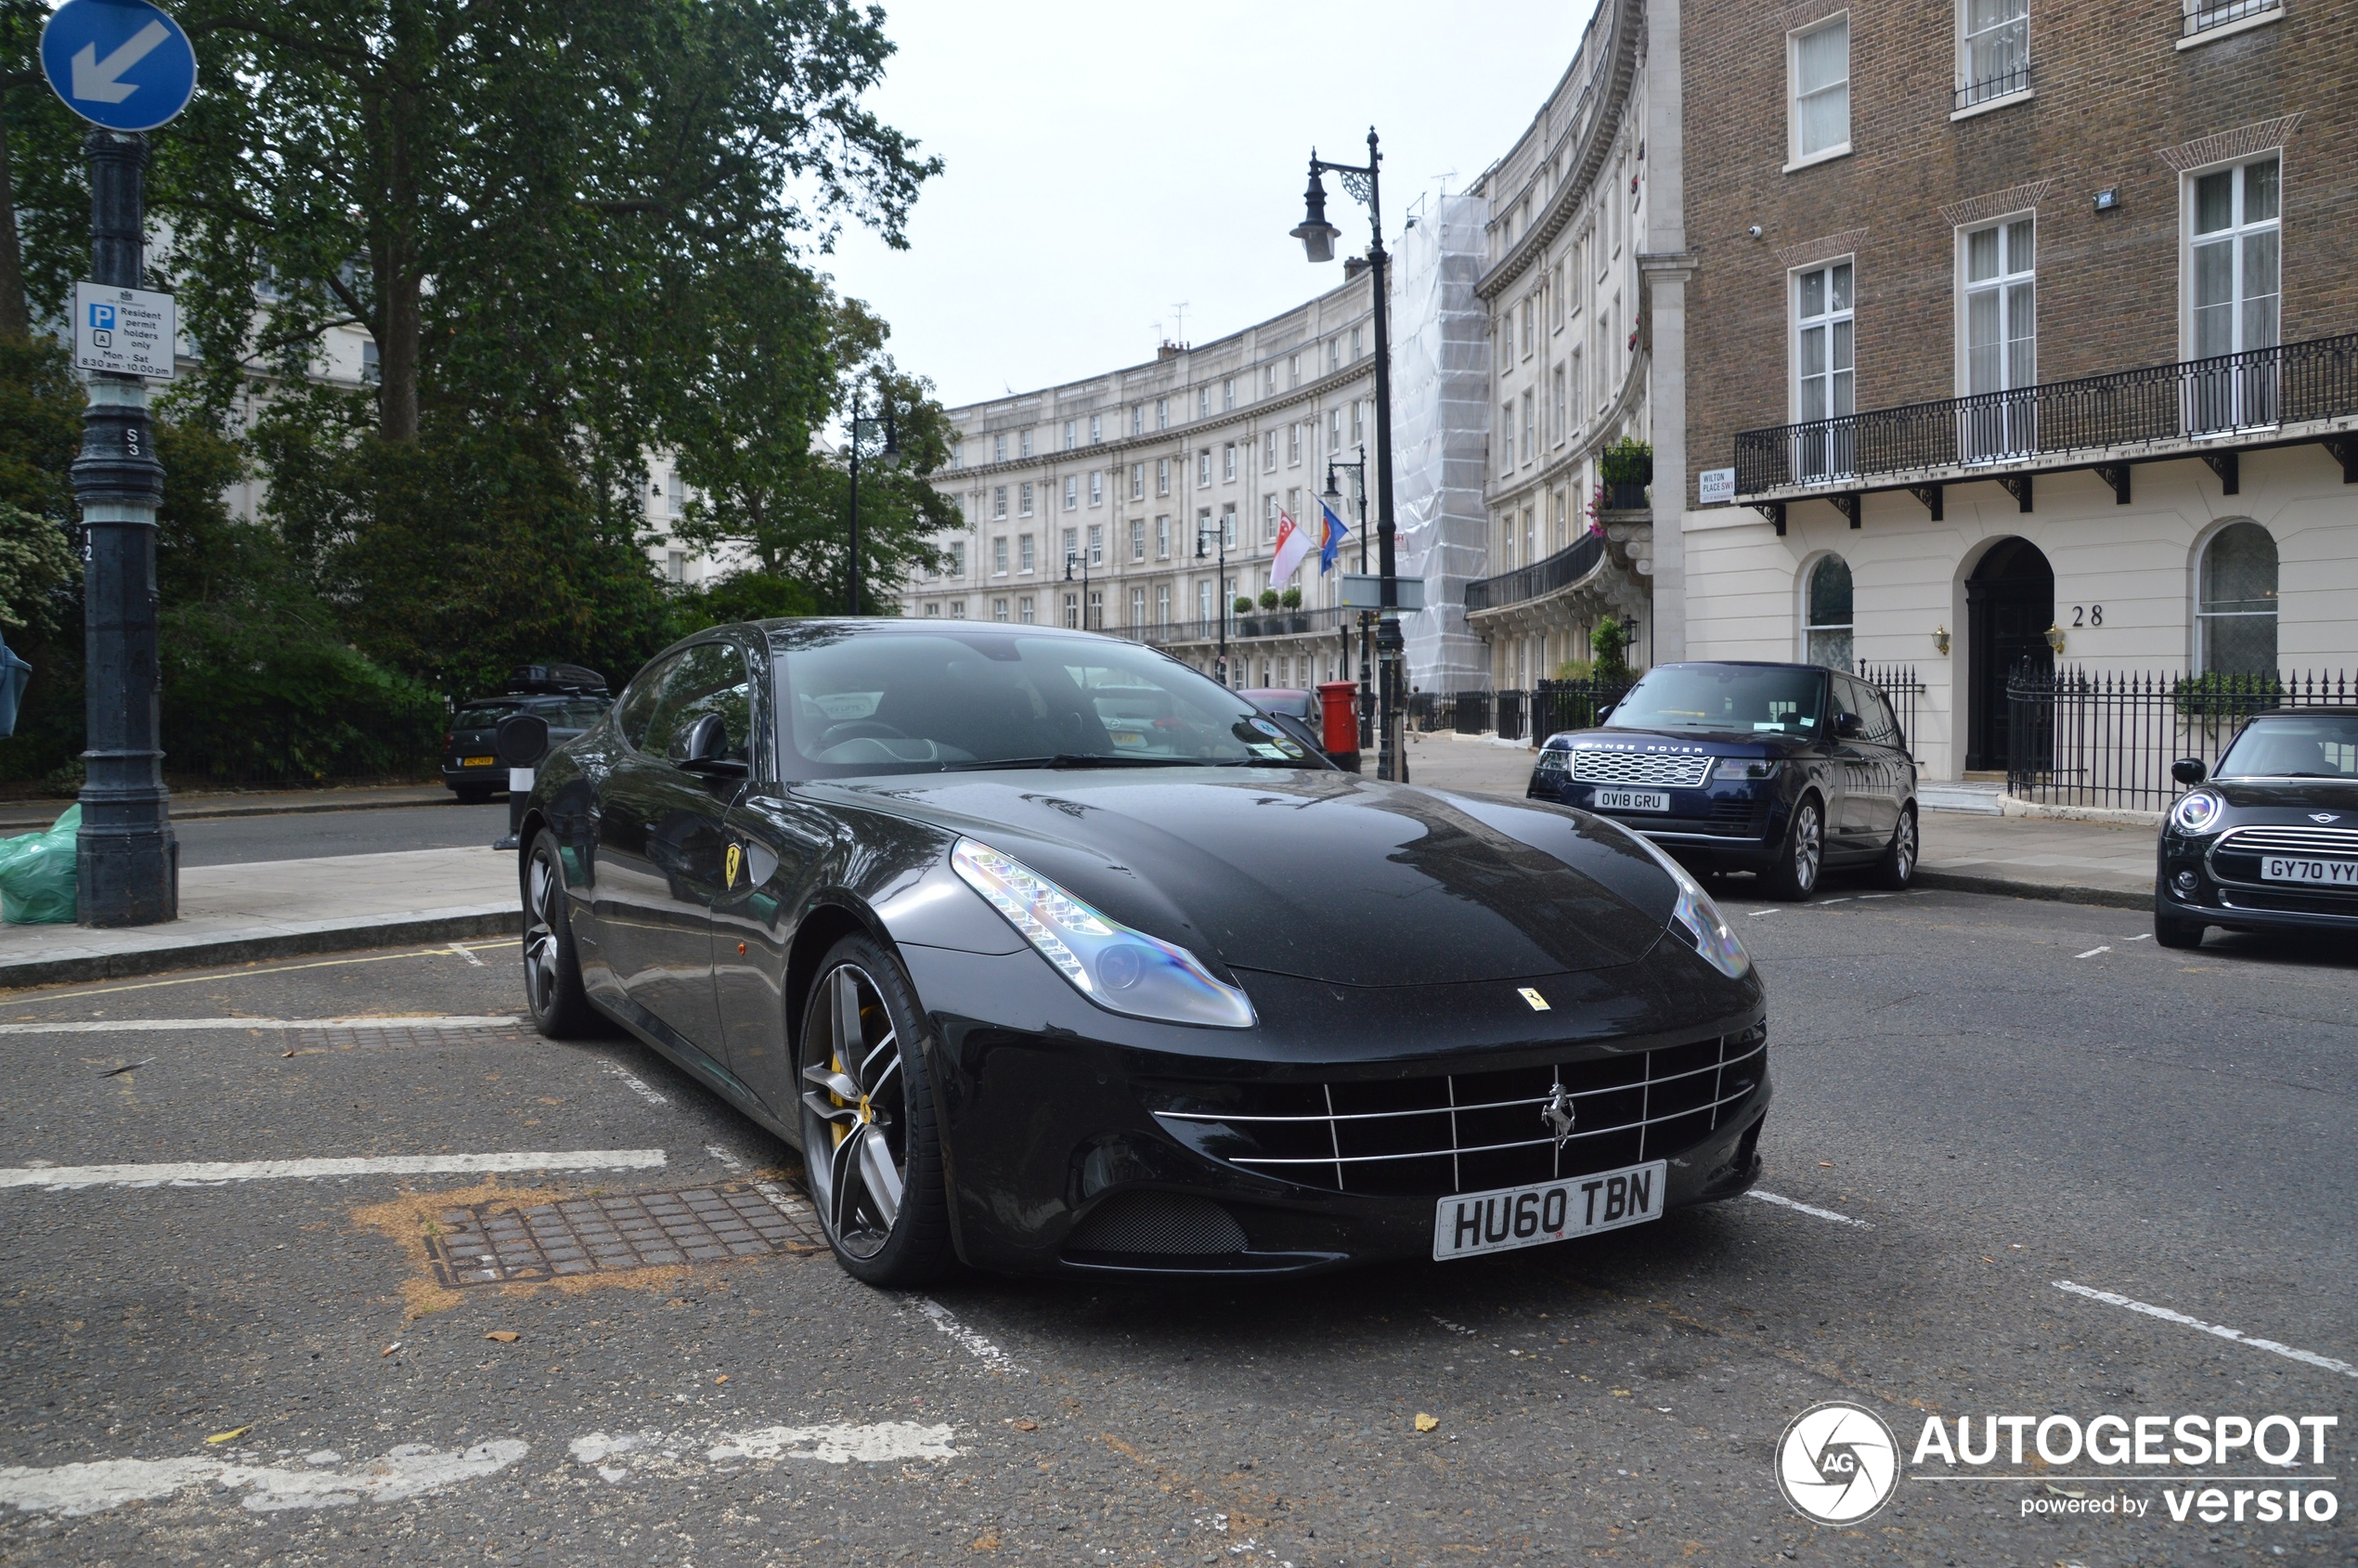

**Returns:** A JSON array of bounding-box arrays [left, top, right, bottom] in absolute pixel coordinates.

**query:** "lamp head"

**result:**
[[1290, 161, 1340, 265], [1323, 469, 1342, 503]]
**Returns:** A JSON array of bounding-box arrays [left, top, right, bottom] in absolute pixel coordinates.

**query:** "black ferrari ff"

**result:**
[[517, 620, 1768, 1285], [2155, 708, 2358, 948], [1527, 661, 1918, 900]]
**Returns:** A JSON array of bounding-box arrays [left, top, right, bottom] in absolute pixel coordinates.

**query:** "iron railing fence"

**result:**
[[1465, 532, 1607, 614], [1857, 662, 1927, 762], [2005, 667, 2358, 812], [1120, 605, 1356, 647], [1454, 692, 1495, 736], [1734, 330, 2358, 496], [2184, 0, 2278, 34], [1530, 676, 1639, 742], [1955, 59, 2030, 112], [1496, 691, 1528, 743]]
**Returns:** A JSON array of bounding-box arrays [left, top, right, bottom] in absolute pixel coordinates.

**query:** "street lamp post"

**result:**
[[1063, 549, 1093, 630], [1292, 128, 1405, 781], [1323, 460, 1373, 750], [843, 381, 900, 616], [1195, 516, 1230, 686]]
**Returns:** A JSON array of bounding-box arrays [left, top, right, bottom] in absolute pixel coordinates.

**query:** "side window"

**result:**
[[1872, 691, 1906, 751], [615, 655, 678, 752], [651, 641, 753, 764], [1833, 677, 1870, 733]]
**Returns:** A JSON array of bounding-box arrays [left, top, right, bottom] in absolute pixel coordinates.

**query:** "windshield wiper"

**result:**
[[940, 754, 1206, 771]]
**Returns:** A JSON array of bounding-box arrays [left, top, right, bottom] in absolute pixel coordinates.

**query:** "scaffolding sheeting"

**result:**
[[1386, 191, 1491, 693]]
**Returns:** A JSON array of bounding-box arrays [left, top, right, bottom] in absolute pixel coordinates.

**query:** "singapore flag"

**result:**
[[1271, 510, 1313, 588]]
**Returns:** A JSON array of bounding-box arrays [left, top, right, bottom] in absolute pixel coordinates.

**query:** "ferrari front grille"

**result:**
[[1566, 750, 1714, 788], [1143, 1028, 1766, 1199]]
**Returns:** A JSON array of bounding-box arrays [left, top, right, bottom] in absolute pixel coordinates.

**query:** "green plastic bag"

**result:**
[[0, 804, 79, 924]]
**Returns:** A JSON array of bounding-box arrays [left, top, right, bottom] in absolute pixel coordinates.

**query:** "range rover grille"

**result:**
[[1142, 1027, 1766, 1199], [1566, 750, 1715, 789]]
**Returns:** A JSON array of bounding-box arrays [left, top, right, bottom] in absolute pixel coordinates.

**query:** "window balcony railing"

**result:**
[[2183, 0, 2279, 36], [1954, 59, 2030, 111], [1464, 531, 1606, 614], [1733, 331, 2358, 501], [1105, 604, 1356, 648]]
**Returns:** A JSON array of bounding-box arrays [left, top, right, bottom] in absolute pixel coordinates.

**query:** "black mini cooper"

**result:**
[[1527, 661, 1918, 900], [2155, 708, 2358, 948]]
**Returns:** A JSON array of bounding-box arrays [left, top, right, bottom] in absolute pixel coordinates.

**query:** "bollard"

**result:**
[[1317, 680, 1362, 773], [491, 712, 551, 850]]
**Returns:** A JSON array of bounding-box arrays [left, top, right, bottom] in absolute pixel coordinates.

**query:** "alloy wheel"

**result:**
[[524, 847, 564, 1018], [799, 964, 908, 1261], [1794, 803, 1822, 891], [1895, 811, 1917, 878]]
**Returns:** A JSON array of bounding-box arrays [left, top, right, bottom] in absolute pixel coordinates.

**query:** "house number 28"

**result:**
[[2070, 604, 2103, 628]]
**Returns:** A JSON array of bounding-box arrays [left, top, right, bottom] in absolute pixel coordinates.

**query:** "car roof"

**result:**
[[1644, 660, 1838, 674]]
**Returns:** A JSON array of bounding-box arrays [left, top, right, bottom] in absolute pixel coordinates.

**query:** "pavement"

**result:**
[[0, 890, 2349, 1565], [0, 750, 2167, 991]]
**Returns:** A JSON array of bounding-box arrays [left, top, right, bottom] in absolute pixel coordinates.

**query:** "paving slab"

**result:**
[[0, 846, 517, 991]]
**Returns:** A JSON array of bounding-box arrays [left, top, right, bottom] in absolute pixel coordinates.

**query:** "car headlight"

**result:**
[[1715, 758, 1777, 782], [2170, 790, 2222, 836], [1615, 830, 1752, 980], [950, 838, 1257, 1030]]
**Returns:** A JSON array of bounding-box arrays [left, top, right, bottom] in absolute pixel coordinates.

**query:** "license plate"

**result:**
[[1592, 788, 1670, 812], [1433, 1160, 1666, 1261], [462, 756, 495, 768], [2261, 855, 2358, 887]]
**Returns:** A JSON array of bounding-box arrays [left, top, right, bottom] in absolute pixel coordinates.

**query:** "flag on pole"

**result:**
[[1270, 509, 1313, 588], [1317, 499, 1350, 574]]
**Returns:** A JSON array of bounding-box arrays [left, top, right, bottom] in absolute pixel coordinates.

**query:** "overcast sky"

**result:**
[[822, 0, 1601, 412]]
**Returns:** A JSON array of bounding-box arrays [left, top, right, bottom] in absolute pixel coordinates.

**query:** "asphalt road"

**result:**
[[0, 888, 2351, 1566], [174, 803, 512, 867]]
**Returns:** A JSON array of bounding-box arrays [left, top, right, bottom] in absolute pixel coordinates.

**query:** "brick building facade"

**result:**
[[1675, 0, 2357, 778]]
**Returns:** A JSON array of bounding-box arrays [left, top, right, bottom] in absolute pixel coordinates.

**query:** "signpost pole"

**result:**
[[70, 128, 176, 925]]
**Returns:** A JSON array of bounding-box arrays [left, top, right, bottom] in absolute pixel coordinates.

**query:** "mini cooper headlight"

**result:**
[[2170, 790, 2223, 836], [1619, 831, 1752, 980], [950, 838, 1257, 1030]]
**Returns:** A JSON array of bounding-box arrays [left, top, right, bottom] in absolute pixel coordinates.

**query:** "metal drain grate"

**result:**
[[424, 1181, 829, 1287], [295, 1023, 534, 1052]]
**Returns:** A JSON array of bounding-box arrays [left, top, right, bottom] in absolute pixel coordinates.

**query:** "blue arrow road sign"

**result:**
[[40, 0, 198, 133]]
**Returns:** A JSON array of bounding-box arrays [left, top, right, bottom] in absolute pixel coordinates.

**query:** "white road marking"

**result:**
[[2126, 932, 2153, 941], [2074, 946, 2111, 959], [1744, 909, 1780, 919], [2053, 1281, 2358, 1380], [448, 943, 486, 968], [603, 1060, 668, 1106], [1816, 897, 1854, 905], [0, 1150, 666, 1191], [1748, 1190, 1871, 1227], [1855, 893, 1897, 900], [708, 1423, 957, 1464], [909, 1296, 1026, 1375], [0, 1016, 520, 1035], [0, 1440, 527, 1518]]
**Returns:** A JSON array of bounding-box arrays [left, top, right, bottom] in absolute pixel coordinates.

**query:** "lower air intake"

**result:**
[[1066, 1192, 1249, 1256]]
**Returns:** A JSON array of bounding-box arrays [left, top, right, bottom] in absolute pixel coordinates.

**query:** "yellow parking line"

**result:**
[[15, 941, 524, 1004]]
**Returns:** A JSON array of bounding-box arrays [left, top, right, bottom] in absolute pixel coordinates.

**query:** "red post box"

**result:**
[[1316, 681, 1362, 772]]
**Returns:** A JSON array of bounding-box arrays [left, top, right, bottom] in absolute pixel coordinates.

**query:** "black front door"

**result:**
[[1965, 538, 2054, 771]]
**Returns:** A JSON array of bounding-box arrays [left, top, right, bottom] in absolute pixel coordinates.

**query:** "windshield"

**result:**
[[1606, 665, 1827, 735], [2215, 714, 2358, 780], [775, 628, 1318, 777], [453, 705, 516, 729]]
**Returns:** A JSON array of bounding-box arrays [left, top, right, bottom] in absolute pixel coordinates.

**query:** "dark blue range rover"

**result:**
[[1527, 661, 1918, 900]]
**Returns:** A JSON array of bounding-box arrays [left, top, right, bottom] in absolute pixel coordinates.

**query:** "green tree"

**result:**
[[0, 1, 93, 340]]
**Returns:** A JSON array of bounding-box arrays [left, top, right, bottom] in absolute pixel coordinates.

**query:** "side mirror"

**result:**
[[677, 712, 748, 776], [1833, 711, 1863, 739], [1593, 704, 1614, 725], [2171, 757, 2208, 786]]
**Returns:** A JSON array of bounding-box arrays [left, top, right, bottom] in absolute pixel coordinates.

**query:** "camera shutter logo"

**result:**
[[1775, 1401, 1899, 1525]]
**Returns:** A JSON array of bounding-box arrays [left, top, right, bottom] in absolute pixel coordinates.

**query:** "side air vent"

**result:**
[[1066, 1192, 1249, 1256]]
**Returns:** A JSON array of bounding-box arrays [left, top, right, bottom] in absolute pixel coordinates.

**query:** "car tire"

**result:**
[[454, 785, 494, 805], [798, 934, 955, 1289], [521, 830, 601, 1039], [1872, 806, 1918, 891], [2154, 899, 2207, 950], [1762, 794, 1824, 901]]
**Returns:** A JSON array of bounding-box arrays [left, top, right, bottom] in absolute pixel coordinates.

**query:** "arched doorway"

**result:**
[[1964, 537, 2054, 771]]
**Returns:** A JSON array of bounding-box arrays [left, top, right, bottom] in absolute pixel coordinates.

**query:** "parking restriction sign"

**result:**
[[72, 280, 175, 379]]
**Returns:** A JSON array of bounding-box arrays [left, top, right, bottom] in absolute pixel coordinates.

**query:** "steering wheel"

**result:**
[[818, 719, 911, 749]]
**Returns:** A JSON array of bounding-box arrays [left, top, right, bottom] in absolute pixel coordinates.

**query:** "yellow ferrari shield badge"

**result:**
[[725, 843, 743, 888]]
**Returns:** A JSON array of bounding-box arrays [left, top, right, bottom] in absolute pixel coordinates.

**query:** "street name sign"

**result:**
[[72, 280, 176, 379], [39, 0, 198, 132], [1341, 574, 1427, 611], [1698, 467, 1736, 505]]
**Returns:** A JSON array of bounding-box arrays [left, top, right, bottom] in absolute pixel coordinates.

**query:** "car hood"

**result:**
[[1551, 726, 1820, 758], [2209, 779, 2358, 813], [798, 769, 1679, 987]]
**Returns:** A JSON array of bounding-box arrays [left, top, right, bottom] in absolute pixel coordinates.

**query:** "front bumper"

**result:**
[[1527, 768, 1794, 870], [2157, 835, 2358, 933], [902, 944, 1768, 1277]]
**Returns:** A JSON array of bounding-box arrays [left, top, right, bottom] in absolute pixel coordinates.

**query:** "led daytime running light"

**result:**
[[950, 838, 1256, 1029], [2171, 790, 2222, 835]]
